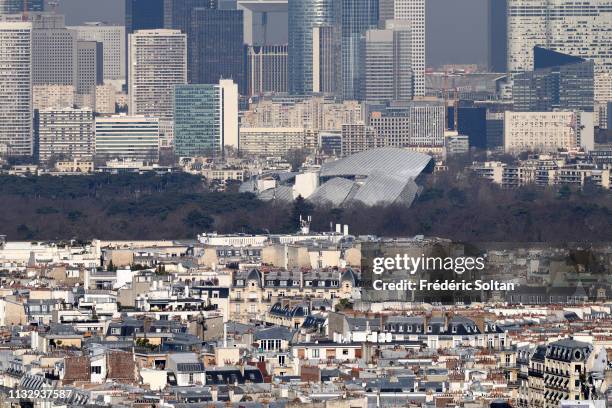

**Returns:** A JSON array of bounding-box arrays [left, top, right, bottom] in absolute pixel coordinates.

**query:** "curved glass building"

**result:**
[[288, 0, 340, 95]]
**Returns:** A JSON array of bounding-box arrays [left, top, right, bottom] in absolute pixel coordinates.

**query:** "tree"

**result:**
[[183, 210, 214, 230], [284, 148, 310, 172]]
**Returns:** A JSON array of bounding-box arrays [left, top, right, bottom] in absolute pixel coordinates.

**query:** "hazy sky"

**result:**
[[53, 0, 488, 67]]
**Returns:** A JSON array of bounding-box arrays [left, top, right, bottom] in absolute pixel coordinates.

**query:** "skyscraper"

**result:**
[[246, 45, 288, 96], [0, 0, 43, 14], [507, 0, 612, 109], [513, 47, 594, 113], [0, 20, 32, 157], [174, 80, 238, 157], [128, 29, 187, 129], [125, 0, 165, 88], [487, 0, 507, 73], [312, 25, 341, 95], [125, 0, 165, 34], [68, 23, 126, 82], [341, 0, 379, 100], [393, 0, 424, 97], [189, 7, 246, 92], [361, 20, 412, 102], [288, 0, 340, 95], [75, 40, 99, 109], [31, 14, 75, 87]]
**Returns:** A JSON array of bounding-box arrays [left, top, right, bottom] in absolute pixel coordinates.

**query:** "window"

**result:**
[[91, 366, 102, 374], [278, 355, 285, 366], [312, 349, 320, 358], [342, 349, 349, 356]]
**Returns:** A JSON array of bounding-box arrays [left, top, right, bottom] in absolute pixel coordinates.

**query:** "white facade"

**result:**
[[0, 21, 32, 157], [220, 79, 239, 149], [95, 114, 160, 162], [38, 108, 95, 162], [508, 0, 612, 106], [504, 111, 594, 155], [128, 29, 187, 123], [68, 22, 126, 82], [394, 0, 424, 96]]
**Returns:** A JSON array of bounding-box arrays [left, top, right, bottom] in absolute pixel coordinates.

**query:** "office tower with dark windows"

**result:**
[[312, 25, 341, 95], [288, 0, 340, 95], [174, 80, 238, 158], [456, 104, 488, 149], [341, 0, 379, 100], [513, 47, 594, 113], [75, 41, 99, 110], [0, 20, 32, 157], [163, 0, 218, 31], [246, 45, 288, 96], [126, 0, 165, 34], [0, 0, 43, 14], [189, 7, 246, 92], [361, 19, 412, 102], [487, 0, 507, 73]]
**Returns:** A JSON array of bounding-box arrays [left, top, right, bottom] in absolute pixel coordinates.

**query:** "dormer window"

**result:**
[[407, 326, 412, 333], [452, 326, 457, 334], [427, 326, 432, 333]]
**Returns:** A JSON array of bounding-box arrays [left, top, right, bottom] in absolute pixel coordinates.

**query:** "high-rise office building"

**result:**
[[189, 7, 246, 92], [31, 14, 75, 87], [513, 47, 594, 113], [378, 0, 394, 24], [487, 0, 507, 73], [393, 0, 424, 96], [312, 25, 341, 95], [95, 114, 160, 162], [174, 80, 238, 157], [507, 0, 611, 108], [361, 20, 412, 102], [38, 108, 95, 162], [68, 23, 126, 82], [341, 0, 379, 100], [125, 0, 165, 34], [0, 0, 43, 13], [163, 0, 217, 84], [246, 45, 288, 96], [128, 29, 187, 133], [30, 14, 98, 109], [125, 0, 165, 88], [0, 20, 32, 157], [288, 0, 340, 95], [75, 41, 99, 109]]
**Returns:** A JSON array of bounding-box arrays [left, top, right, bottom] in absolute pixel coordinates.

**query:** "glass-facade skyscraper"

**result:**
[[190, 7, 245, 93], [288, 0, 340, 95], [341, 0, 379, 100], [125, 0, 165, 34], [174, 80, 238, 157], [487, 0, 507, 73]]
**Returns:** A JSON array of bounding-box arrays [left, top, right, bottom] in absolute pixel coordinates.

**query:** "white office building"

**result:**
[[394, 0, 425, 96], [68, 22, 126, 82], [0, 20, 32, 157], [38, 108, 95, 162], [128, 29, 187, 147], [95, 114, 160, 162], [504, 111, 594, 155]]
